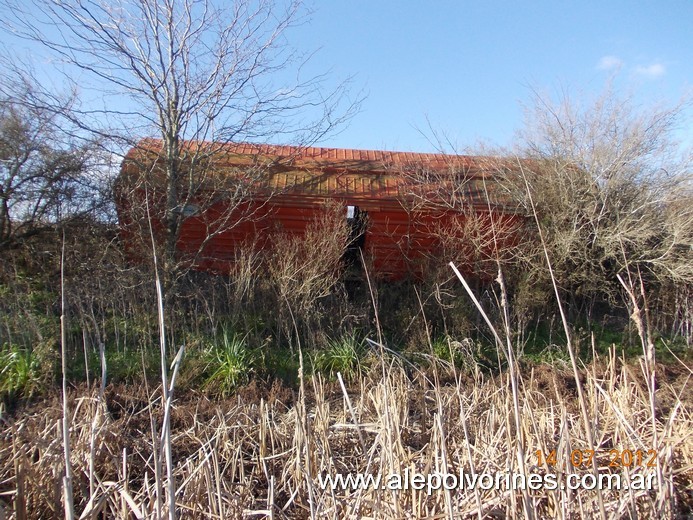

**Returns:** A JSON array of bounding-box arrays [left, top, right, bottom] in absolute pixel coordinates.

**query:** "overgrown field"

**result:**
[[1, 222, 692, 518], [1, 348, 691, 519], [1, 85, 691, 518]]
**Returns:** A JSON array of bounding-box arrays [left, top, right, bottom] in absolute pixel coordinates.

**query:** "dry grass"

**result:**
[[0, 350, 690, 519]]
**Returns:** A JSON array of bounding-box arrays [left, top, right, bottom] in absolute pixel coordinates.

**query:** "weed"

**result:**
[[313, 333, 367, 381], [430, 335, 484, 371], [0, 344, 43, 399], [522, 343, 571, 365], [204, 331, 256, 397], [261, 342, 300, 386]]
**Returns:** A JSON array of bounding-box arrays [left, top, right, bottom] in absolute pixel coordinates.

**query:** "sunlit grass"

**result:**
[[0, 344, 43, 400], [1, 349, 689, 518], [203, 330, 256, 397]]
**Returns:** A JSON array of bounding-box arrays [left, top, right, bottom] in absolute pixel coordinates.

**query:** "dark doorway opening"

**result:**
[[344, 205, 367, 273]]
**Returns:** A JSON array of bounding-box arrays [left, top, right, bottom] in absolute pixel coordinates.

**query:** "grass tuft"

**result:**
[[0, 344, 43, 400], [203, 330, 256, 397], [313, 333, 368, 381]]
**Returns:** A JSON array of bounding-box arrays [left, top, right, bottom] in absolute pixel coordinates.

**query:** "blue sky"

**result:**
[[1, 0, 690, 154], [296, 0, 692, 152]]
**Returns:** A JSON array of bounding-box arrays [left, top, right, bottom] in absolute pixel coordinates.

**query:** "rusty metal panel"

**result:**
[[119, 138, 525, 279]]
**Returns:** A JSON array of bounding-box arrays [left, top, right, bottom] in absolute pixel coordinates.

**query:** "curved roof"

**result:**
[[120, 138, 520, 210], [125, 138, 507, 174]]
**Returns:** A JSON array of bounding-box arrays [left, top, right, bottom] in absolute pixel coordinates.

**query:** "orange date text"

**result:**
[[535, 449, 658, 469]]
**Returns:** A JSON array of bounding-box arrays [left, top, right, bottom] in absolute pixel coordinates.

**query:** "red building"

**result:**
[[117, 139, 521, 279]]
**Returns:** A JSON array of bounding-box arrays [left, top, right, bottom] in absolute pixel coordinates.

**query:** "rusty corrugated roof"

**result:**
[[122, 138, 519, 208], [127, 138, 502, 173]]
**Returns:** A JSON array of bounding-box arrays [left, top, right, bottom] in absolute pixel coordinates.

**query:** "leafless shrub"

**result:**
[[226, 236, 265, 317], [2, 0, 360, 307], [504, 86, 692, 330], [391, 159, 527, 343], [0, 78, 111, 248], [267, 202, 352, 335]]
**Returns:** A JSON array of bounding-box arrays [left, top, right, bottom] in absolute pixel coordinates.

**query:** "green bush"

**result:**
[[261, 343, 300, 386], [427, 335, 491, 373]]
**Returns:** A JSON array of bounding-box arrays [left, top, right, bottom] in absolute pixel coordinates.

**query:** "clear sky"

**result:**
[[1, 0, 690, 154], [295, 0, 692, 153]]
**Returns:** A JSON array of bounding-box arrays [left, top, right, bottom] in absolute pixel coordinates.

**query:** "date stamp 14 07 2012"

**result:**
[[536, 449, 658, 469]]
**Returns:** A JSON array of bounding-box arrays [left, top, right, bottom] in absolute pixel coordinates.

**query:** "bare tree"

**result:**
[[0, 77, 108, 248], [1, 0, 358, 286], [1, 3, 357, 517], [0, 0, 362, 354]]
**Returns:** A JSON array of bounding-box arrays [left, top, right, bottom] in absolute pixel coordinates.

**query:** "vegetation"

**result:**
[[0, 82, 109, 248], [0, 83, 689, 518], [203, 331, 256, 397], [0, 0, 690, 517], [312, 333, 369, 381], [0, 344, 43, 400], [1, 346, 690, 518], [0, 84, 689, 517]]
